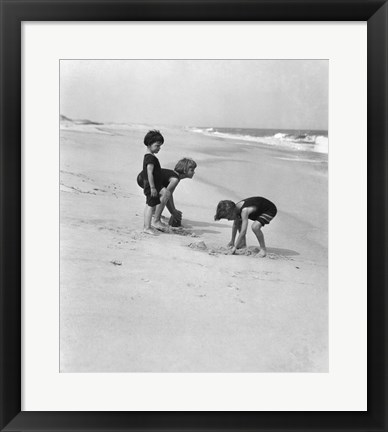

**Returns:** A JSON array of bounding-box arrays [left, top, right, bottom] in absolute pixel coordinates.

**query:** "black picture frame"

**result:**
[[1, 1, 387, 431]]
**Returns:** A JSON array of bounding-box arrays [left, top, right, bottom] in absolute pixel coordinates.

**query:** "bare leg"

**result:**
[[252, 221, 266, 257], [153, 189, 171, 229], [144, 205, 157, 235]]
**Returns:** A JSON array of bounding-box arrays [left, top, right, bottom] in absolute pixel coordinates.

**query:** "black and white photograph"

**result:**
[[60, 59, 328, 372]]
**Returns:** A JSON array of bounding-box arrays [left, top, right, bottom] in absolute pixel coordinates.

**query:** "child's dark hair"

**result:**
[[174, 158, 197, 175], [144, 130, 164, 147], [214, 200, 236, 221]]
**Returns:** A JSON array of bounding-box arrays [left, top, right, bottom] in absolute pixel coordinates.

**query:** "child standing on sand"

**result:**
[[141, 130, 165, 235], [137, 158, 197, 227], [214, 197, 277, 257]]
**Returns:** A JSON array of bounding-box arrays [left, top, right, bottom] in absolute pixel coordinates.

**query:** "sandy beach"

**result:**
[[60, 123, 328, 372]]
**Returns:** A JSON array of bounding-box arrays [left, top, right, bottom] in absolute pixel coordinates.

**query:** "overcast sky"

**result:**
[[60, 60, 328, 130]]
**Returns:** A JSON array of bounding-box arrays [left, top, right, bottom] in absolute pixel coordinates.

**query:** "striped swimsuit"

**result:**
[[237, 197, 277, 226]]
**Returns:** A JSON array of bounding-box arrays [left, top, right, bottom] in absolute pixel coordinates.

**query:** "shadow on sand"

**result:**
[[184, 219, 230, 229], [182, 218, 229, 235], [266, 247, 299, 257]]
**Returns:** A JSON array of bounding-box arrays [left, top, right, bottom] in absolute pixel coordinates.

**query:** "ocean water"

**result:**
[[187, 126, 328, 154], [60, 116, 328, 155]]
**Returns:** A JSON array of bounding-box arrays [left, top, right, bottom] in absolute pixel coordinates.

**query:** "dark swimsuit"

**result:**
[[237, 197, 277, 226], [142, 154, 162, 206], [137, 168, 179, 189]]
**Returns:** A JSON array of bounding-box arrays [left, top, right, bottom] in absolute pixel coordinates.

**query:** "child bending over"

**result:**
[[214, 196, 277, 257], [137, 158, 197, 227]]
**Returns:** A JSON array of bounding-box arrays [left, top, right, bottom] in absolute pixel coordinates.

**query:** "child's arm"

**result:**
[[147, 164, 157, 197], [166, 195, 182, 220], [228, 220, 239, 247], [231, 210, 249, 253], [165, 178, 181, 219]]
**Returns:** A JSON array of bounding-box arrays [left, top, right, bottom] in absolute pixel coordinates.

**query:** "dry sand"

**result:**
[[60, 124, 328, 372]]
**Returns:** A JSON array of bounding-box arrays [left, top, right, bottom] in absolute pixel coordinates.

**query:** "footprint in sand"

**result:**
[[227, 283, 240, 291]]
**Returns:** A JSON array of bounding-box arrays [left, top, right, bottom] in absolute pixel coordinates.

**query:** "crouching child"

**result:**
[[214, 196, 277, 257]]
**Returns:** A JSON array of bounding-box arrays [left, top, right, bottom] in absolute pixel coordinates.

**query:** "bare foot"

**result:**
[[143, 228, 158, 235], [257, 249, 267, 258], [152, 221, 169, 231], [154, 219, 168, 226]]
